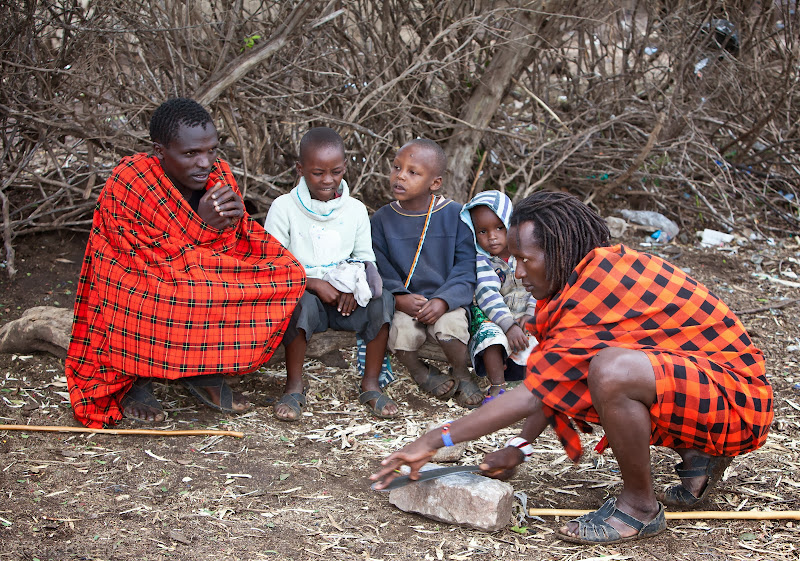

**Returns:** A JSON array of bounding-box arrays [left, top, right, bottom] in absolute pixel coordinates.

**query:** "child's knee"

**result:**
[[388, 311, 425, 351], [431, 308, 469, 345]]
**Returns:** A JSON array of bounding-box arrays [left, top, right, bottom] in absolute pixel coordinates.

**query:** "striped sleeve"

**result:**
[[474, 254, 515, 332]]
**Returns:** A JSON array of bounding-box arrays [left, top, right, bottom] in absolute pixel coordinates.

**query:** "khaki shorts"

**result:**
[[389, 308, 470, 352]]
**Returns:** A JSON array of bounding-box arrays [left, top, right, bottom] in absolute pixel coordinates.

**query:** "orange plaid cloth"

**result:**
[[523, 245, 772, 462], [66, 153, 305, 428]]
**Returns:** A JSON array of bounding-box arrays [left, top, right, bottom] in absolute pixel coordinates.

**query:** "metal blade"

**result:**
[[373, 465, 483, 491]]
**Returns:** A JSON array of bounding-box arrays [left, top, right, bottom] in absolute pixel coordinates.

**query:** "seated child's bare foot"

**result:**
[[411, 364, 457, 399], [274, 381, 307, 422], [122, 378, 165, 422], [359, 379, 399, 418], [454, 376, 484, 408]]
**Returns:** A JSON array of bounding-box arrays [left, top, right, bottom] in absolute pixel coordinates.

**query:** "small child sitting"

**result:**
[[265, 127, 397, 421], [459, 191, 538, 403], [371, 139, 481, 408]]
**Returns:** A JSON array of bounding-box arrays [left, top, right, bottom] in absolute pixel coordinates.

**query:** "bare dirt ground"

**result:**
[[1, 228, 799, 561]]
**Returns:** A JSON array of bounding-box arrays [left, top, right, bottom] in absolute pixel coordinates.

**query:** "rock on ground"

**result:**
[[0, 305, 72, 357]]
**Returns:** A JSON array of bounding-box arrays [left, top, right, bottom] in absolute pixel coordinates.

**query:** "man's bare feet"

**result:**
[[121, 378, 165, 422]]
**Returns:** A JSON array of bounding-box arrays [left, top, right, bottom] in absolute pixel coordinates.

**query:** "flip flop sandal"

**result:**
[[121, 378, 164, 423], [662, 455, 732, 507], [358, 389, 400, 419], [455, 378, 483, 409], [181, 374, 242, 413], [558, 497, 667, 545], [274, 388, 308, 422], [415, 364, 458, 400]]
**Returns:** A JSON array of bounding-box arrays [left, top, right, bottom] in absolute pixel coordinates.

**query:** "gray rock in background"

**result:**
[[0, 306, 72, 357]]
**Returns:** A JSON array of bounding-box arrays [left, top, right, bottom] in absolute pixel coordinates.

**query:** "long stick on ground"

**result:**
[[0, 424, 244, 438], [529, 508, 800, 520]]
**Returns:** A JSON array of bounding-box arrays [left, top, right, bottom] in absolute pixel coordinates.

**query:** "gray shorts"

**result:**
[[283, 289, 394, 345]]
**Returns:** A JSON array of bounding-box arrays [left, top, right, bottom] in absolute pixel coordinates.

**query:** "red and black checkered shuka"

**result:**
[[523, 245, 772, 462], [65, 153, 306, 428]]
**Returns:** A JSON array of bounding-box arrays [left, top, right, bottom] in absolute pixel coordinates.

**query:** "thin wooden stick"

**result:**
[[734, 298, 800, 315], [0, 424, 244, 438], [529, 508, 800, 520], [467, 150, 489, 200]]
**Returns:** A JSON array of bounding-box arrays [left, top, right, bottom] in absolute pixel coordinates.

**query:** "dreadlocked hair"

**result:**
[[510, 191, 610, 294], [149, 98, 213, 146]]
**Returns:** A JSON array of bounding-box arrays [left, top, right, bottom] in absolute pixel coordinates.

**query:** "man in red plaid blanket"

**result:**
[[371, 191, 772, 545], [65, 98, 305, 428]]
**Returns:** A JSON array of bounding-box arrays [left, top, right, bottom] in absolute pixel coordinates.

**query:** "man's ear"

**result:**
[[429, 176, 443, 193], [153, 142, 165, 160], [295, 160, 304, 177]]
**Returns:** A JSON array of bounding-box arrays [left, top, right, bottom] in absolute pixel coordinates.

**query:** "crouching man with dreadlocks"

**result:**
[[371, 191, 773, 545], [65, 98, 306, 427]]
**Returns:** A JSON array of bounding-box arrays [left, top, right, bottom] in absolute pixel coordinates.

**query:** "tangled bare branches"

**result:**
[[1, 0, 799, 277]]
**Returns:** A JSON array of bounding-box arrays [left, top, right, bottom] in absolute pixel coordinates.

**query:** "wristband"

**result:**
[[505, 436, 534, 461], [440, 423, 454, 447]]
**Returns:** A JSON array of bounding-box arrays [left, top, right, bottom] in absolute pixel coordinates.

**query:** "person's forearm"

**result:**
[[432, 385, 542, 448]]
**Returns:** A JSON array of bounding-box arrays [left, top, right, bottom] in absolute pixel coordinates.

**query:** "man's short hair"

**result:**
[[406, 138, 447, 176], [149, 98, 214, 146], [298, 127, 345, 163]]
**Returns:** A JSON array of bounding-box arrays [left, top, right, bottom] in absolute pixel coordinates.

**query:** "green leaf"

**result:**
[[279, 436, 290, 442], [510, 525, 529, 535], [279, 473, 289, 481], [739, 532, 757, 541]]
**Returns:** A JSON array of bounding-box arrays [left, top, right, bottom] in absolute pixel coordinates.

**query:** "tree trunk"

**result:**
[[443, 5, 541, 201]]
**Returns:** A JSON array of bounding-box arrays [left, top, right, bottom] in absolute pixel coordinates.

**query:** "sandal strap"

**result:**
[[278, 391, 307, 409], [674, 459, 711, 478], [609, 504, 646, 532]]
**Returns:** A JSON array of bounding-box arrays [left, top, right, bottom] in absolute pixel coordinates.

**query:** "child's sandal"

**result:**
[[455, 378, 484, 409]]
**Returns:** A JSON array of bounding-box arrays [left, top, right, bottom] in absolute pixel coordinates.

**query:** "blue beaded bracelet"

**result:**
[[441, 423, 454, 447]]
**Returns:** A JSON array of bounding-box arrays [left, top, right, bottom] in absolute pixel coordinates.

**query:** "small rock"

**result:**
[[388, 463, 513, 531], [431, 442, 466, 463], [169, 529, 191, 545]]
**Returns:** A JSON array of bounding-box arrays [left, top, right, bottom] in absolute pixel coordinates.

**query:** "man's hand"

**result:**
[[506, 324, 529, 353], [198, 182, 244, 229], [479, 446, 525, 481], [415, 297, 447, 325], [370, 438, 438, 490], [396, 293, 427, 317], [306, 278, 341, 307]]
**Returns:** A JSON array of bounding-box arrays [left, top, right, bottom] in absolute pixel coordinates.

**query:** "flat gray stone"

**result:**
[[0, 306, 72, 357], [388, 463, 513, 531]]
